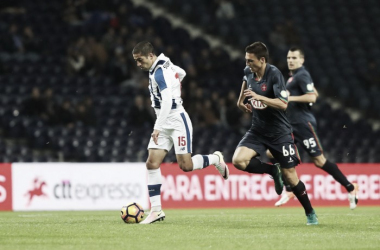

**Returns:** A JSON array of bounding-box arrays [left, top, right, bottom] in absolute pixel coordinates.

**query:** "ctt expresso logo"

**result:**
[[53, 180, 143, 201], [26, 178, 143, 205]]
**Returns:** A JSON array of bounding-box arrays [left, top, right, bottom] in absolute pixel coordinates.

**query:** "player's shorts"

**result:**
[[237, 131, 300, 169], [147, 111, 192, 154], [292, 121, 323, 157]]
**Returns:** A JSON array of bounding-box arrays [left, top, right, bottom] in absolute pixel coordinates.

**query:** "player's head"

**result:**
[[245, 42, 269, 73], [132, 41, 157, 71], [287, 47, 305, 71]]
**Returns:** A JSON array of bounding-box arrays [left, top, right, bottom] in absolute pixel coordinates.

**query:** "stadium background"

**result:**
[[0, 0, 379, 164]]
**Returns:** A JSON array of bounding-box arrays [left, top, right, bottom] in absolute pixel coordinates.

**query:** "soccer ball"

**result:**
[[120, 202, 144, 223]]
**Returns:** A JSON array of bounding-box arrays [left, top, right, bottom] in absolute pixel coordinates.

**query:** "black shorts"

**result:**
[[292, 121, 323, 157], [237, 131, 300, 169]]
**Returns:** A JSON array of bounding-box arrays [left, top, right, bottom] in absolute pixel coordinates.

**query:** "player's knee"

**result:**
[[146, 160, 159, 170], [232, 157, 245, 170], [312, 155, 326, 168]]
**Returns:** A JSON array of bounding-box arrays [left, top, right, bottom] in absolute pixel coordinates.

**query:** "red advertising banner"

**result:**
[[0, 163, 13, 211], [160, 163, 380, 208]]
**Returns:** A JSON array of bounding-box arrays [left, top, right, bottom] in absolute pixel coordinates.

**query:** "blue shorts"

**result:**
[[292, 121, 323, 157], [237, 131, 300, 169]]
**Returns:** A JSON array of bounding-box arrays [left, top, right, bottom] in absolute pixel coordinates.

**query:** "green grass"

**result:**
[[1, 207, 379, 250]]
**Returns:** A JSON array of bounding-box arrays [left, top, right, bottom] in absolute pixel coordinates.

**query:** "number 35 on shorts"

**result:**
[[282, 145, 295, 156]]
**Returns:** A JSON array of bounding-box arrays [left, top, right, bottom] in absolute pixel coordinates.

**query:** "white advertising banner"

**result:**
[[12, 163, 148, 211]]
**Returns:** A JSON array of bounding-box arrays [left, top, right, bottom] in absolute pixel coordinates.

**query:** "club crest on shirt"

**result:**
[[261, 83, 267, 91], [250, 99, 268, 109]]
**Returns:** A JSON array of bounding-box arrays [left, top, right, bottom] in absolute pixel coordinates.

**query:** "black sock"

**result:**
[[245, 158, 276, 176], [292, 181, 313, 215], [321, 160, 354, 192]]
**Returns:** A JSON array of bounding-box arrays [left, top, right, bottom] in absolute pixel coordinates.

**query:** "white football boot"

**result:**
[[348, 183, 359, 210], [213, 151, 229, 180], [274, 191, 295, 207], [140, 210, 165, 224]]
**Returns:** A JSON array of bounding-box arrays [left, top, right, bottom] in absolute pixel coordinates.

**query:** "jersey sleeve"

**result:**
[[172, 65, 186, 82], [153, 67, 172, 131], [242, 66, 250, 82], [297, 73, 315, 94], [272, 72, 288, 104]]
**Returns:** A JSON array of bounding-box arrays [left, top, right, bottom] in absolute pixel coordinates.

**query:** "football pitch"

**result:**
[[1, 207, 379, 250]]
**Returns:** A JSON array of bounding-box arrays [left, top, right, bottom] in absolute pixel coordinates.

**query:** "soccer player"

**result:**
[[132, 41, 229, 224], [232, 42, 318, 225], [269, 47, 359, 209]]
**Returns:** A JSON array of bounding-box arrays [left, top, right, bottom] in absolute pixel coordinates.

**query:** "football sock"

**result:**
[[244, 158, 276, 176], [147, 168, 162, 212], [321, 160, 354, 192], [191, 154, 218, 170], [292, 180, 313, 215]]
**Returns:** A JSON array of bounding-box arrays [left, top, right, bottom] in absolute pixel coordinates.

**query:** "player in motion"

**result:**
[[232, 42, 318, 225], [269, 47, 359, 209], [132, 41, 229, 224]]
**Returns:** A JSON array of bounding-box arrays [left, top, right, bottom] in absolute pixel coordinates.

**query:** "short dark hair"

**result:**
[[132, 41, 155, 56], [289, 46, 305, 58], [245, 42, 269, 62]]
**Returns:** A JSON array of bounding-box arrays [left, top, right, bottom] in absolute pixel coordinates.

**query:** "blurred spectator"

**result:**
[[41, 88, 57, 125], [63, 0, 87, 25], [22, 26, 41, 53], [225, 90, 242, 131], [215, 0, 235, 20], [283, 20, 300, 46], [75, 102, 96, 126], [128, 95, 154, 128], [3, 24, 24, 53], [55, 100, 75, 128], [0, 0, 26, 14], [22, 87, 45, 117], [86, 36, 108, 74]]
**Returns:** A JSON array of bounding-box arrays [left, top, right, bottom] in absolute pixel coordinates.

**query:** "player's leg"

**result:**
[[301, 122, 358, 209], [232, 135, 283, 195], [141, 130, 172, 224], [267, 150, 295, 206], [311, 154, 358, 209], [173, 111, 229, 178], [140, 148, 167, 224], [269, 136, 318, 225]]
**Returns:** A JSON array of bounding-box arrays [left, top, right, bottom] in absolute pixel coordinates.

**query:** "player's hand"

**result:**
[[151, 129, 160, 145], [238, 103, 252, 113], [244, 89, 260, 100]]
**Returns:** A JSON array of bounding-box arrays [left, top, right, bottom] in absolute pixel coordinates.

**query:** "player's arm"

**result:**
[[237, 80, 252, 113], [288, 75, 317, 103], [313, 86, 319, 98], [152, 68, 172, 144], [288, 93, 316, 103], [172, 65, 186, 81], [244, 90, 288, 110]]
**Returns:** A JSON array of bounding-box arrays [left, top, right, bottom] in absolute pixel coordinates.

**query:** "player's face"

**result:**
[[287, 50, 304, 71], [245, 53, 264, 73], [133, 53, 155, 71]]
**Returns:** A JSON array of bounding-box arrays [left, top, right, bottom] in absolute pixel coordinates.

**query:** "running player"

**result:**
[[232, 42, 318, 225], [132, 41, 229, 224], [269, 47, 359, 209]]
